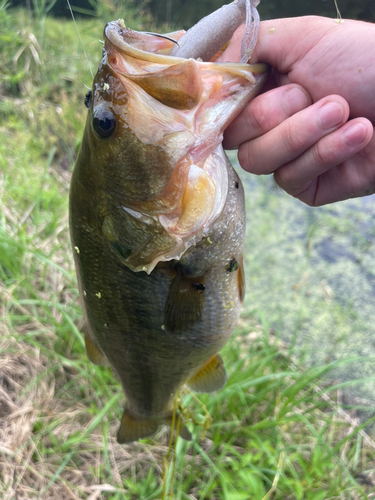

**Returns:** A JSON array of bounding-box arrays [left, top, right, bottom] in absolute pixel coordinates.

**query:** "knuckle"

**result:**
[[237, 144, 248, 170], [245, 97, 273, 134], [311, 141, 333, 166], [238, 142, 259, 174], [280, 120, 307, 153], [274, 164, 294, 190], [238, 143, 251, 170]]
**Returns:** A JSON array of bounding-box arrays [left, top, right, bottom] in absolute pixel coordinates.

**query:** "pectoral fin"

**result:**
[[187, 353, 227, 393], [164, 414, 192, 441], [84, 333, 109, 366], [164, 267, 206, 333], [177, 424, 192, 441]]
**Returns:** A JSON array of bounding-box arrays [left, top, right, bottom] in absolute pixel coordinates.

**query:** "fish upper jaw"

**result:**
[[105, 20, 187, 60]]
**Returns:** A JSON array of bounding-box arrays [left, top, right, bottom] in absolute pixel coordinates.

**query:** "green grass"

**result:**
[[1, 5, 375, 499]]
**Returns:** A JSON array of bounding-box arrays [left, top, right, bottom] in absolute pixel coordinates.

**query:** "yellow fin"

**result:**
[[84, 333, 109, 366], [187, 354, 226, 393], [117, 409, 159, 444], [117, 408, 192, 444], [238, 257, 245, 304]]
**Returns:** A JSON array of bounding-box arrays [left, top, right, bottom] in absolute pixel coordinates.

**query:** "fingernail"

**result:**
[[317, 102, 345, 129], [344, 122, 367, 147], [281, 87, 310, 116]]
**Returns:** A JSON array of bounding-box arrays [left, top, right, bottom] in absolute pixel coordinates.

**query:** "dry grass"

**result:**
[[0, 332, 157, 499], [2, 316, 375, 499]]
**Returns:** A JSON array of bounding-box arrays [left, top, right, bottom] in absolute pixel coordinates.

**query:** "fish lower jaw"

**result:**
[[120, 145, 229, 274], [159, 147, 228, 235], [127, 146, 229, 274]]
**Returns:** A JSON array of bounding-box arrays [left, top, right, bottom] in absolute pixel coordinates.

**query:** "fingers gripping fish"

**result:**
[[69, 0, 268, 443]]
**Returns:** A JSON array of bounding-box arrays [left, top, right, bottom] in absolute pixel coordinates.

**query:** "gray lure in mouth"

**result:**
[[169, 0, 261, 62]]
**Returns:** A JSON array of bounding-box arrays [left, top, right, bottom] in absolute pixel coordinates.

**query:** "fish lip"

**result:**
[[104, 20, 269, 76]]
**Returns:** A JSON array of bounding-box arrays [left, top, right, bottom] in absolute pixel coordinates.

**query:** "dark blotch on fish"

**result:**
[[192, 283, 206, 293], [84, 89, 92, 109], [227, 258, 239, 272]]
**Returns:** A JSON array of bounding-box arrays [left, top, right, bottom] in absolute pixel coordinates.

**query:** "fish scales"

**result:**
[[70, 21, 268, 442], [70, 162, 244, 413]]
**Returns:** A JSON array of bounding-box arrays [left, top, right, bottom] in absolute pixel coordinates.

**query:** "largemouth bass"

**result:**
[[69, 19, 268, 443]]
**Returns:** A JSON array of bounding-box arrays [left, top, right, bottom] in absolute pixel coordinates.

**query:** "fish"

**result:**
[[69, 19, 268, 443]]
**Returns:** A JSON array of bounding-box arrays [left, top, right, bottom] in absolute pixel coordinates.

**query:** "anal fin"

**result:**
[[84, 333, 109, 366], [187, 353, 227, 393], [117, 409, 159, 444], [117, 408, 193, 444]]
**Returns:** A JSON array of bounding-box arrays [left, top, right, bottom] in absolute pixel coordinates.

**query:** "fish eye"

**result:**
[[93, 109, 116, 138]]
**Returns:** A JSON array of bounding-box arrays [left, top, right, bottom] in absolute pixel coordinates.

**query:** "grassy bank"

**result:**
[[1, 6, 375, 499]]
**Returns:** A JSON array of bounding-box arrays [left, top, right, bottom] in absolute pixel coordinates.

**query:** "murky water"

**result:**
[[231, 153, 375, 420]]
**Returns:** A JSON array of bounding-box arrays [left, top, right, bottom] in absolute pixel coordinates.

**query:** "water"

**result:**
[[232, 154, 375, 421]]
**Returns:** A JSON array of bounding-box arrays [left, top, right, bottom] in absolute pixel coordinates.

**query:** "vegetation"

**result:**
[[1, 3, 375, 499]]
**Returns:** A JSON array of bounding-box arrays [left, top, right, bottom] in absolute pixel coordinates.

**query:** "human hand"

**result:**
[[221, 16, 375, 206]]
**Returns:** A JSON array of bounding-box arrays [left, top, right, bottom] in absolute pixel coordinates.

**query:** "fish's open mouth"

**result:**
[[104, 20, 268, 77], [103, 19, 269, 157], [97, 21, 269, 272]]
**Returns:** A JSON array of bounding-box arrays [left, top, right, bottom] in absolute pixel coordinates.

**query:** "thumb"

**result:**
[[220, 16, 333, 72]]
